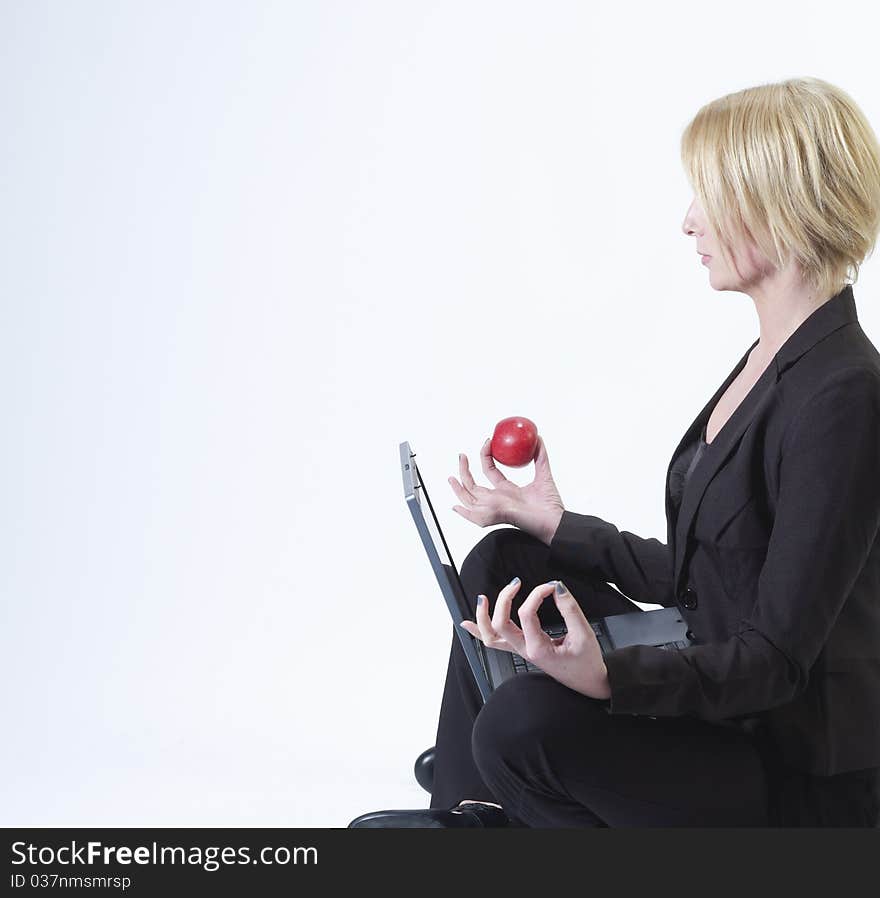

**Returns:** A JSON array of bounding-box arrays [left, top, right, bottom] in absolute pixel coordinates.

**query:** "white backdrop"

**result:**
[[2, 0, 878, 827]]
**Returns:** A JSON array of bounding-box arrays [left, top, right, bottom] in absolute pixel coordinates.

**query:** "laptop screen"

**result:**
[[400, 441, 493, 699], [409, 454, 469, 615]]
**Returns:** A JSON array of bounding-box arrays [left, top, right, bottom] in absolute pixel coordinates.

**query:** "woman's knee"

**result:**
[[460, 527, 544, 581], [471, 673, 605, 778]]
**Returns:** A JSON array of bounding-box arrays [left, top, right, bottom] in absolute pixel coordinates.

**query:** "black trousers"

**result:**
[[429, 528, 880, 827]]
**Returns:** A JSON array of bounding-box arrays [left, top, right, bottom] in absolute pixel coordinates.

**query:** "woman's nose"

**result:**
[[682, 203, 702, 237]]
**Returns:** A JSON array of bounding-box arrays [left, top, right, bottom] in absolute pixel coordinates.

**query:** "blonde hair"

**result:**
[[681, 77, 880, 301]]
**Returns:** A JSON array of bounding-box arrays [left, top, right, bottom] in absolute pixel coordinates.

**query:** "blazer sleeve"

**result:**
[[602, 367, 880, 720], [547, 510, 676, 607]]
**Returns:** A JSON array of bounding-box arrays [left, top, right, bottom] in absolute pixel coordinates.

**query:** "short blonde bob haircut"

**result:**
[[681, 77, 880, 302]]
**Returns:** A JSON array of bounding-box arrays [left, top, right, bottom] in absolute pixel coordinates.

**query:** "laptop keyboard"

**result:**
[[511, 623, 688, 674]]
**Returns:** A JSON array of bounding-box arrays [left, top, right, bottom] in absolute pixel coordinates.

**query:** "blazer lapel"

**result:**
[[668, 283, 859, 598], [672, 354, 776, 594], [664, 338, 757, 568]]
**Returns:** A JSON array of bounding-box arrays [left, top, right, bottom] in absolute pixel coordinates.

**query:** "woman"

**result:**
[[350, 76, 880, 827]]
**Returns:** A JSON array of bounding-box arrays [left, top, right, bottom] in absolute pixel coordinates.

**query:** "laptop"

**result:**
[[400, 440, 693, 703]]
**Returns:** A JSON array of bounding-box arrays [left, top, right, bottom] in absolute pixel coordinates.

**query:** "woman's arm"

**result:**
[[601, 366, 880, 719], [547, 510, 676, 607]]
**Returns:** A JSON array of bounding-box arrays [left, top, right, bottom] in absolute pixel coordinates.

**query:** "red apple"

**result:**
[[490, 416, 539, 467]]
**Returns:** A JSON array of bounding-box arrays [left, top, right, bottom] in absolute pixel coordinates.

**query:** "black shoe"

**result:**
[[413, 746, 435, 793], [348, 801, 510, 828]]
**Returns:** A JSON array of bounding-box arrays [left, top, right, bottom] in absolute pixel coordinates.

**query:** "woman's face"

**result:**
[[681, 196, 775, 292]]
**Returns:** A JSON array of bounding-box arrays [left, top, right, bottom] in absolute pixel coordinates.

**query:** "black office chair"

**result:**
[[413, 745, 435, 793]]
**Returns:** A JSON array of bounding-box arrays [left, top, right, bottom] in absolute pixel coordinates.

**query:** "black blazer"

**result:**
[[547, 284, 880, 776]]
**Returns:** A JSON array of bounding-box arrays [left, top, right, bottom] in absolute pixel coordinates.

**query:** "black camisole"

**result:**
[[668, 423, 709, 508]]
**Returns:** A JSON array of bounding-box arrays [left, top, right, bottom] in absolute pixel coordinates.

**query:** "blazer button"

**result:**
[[680, 587, 698, 610], [685, 629, 695, 641]]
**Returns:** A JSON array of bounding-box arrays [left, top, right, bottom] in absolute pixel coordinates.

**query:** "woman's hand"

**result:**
[[459, 578, 611, 700], [448, 436, 565, 544]]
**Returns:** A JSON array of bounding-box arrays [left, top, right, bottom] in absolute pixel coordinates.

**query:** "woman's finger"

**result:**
[[550, 580, 590, 647], [459, 453, 481, 494], [451, 504, 477, 522], [517, 582, 557, 658], [480, 438, 512, 488], [491, 577, 521, 632], [460, 619, 481, 640], [460, 619, 516, 653], [448, 473, 476, 506], [474, 593, 502, 646], [492, 578, 527, 655], [533, 436, 552, 476]]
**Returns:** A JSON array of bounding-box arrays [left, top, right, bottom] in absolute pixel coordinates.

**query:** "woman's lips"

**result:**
[[701, 254, 712, 265]]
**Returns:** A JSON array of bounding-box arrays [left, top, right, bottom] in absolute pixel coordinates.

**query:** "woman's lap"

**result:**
[[462, 527, 768, 827], [471, 668, 768, 827]]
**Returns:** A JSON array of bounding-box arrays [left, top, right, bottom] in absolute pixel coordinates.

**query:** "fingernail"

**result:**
[[509, 576, 520, 587], [476, 594, 484, 605], [555, 580, 568, 596]]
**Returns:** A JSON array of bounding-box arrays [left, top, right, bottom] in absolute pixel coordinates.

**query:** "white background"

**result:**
[[2, 0, 878, 827]]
